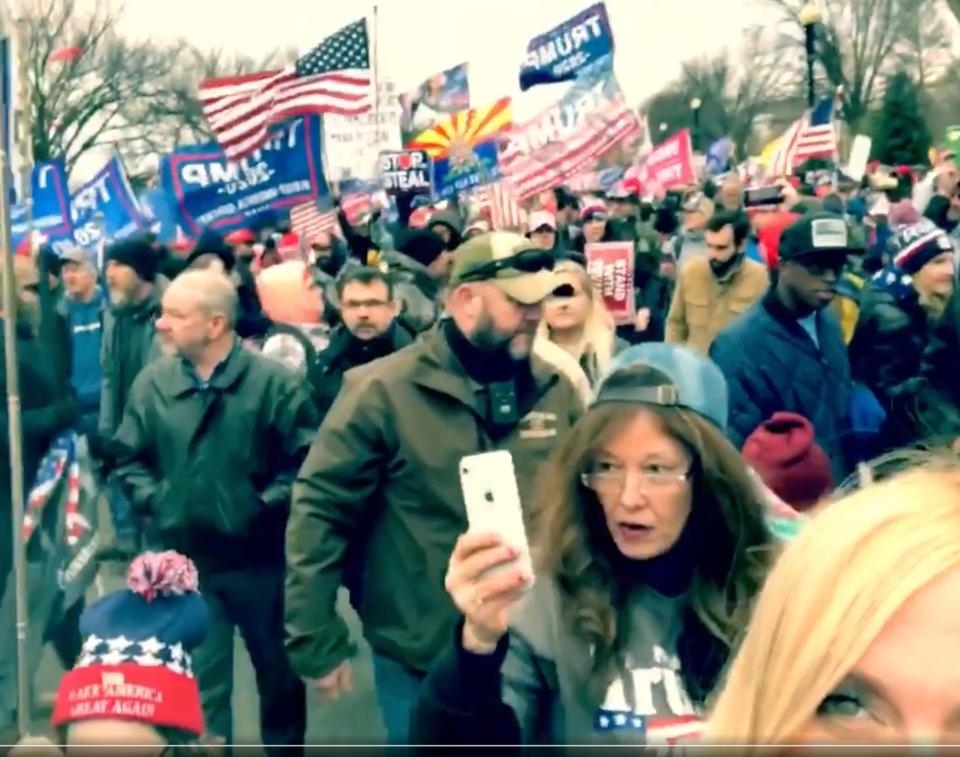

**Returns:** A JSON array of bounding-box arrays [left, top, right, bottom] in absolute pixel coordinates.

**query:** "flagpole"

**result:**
[[372, 4, 380, 127], [1, 11, 32, 737]]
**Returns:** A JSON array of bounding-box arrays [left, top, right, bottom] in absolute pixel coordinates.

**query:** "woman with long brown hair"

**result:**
[[411, 344, 774, 746]]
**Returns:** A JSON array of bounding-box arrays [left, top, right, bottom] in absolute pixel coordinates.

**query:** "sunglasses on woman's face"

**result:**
[[459, 248, 556, 282]]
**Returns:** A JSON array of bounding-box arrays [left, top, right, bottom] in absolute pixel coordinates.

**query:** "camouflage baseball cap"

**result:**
[[448, 232, 559, 305]]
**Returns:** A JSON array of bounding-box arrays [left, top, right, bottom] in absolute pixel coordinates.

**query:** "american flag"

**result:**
[[499, 91, 640, 201], [769, 96, 838, 178], [290, 192, 374, 239], [22, 433, 84, 546], [475, 182, 525, 231], [199, 19, 371, 161]]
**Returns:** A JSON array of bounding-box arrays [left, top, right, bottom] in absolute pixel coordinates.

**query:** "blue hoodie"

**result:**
[[62, 287, 105, 412]]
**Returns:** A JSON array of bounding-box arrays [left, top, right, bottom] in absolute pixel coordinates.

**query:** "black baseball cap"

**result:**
[[779, 212, 852, 263]]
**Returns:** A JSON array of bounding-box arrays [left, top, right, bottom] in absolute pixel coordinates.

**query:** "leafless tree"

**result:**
[[15, 0, 296, 179], [762, 0, 950, 129], [647, 28, 789, 157]]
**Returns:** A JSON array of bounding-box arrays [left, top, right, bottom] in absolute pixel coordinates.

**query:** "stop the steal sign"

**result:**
[[380, 149, 433, 195]]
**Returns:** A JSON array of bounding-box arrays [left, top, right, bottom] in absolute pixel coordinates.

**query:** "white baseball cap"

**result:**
[[527, 210, 557, 233]]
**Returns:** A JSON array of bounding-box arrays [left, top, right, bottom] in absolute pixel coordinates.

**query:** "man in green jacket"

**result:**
[[285, 232, 583, 745], [112, 269, 319, 753]]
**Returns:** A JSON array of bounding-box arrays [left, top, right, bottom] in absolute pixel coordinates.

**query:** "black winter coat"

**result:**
[[710, 290, 853, 480]]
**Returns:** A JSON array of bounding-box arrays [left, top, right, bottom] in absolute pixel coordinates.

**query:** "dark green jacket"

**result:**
[[113, 344, 319, 572], [285, 327, 583, 679]]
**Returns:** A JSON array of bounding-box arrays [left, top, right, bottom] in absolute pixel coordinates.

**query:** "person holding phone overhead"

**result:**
[[412, 343, 774, 746]]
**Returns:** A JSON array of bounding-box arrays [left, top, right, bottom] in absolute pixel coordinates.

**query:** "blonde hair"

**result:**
[[537, 260, 616, 383], [707, 463, 960, 746]]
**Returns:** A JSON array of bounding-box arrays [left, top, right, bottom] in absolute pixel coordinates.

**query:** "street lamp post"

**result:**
[[690, 97, 702, 152], [799, 1, 823, 108]]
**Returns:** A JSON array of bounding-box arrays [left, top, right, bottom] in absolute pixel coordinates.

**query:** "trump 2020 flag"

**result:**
[[519, 2, 614, 92]]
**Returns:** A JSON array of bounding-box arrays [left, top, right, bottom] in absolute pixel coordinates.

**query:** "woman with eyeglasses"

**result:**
[[707, 458, 960, 747], [536, 261, 626, 387], [412, 343, 774, 746]]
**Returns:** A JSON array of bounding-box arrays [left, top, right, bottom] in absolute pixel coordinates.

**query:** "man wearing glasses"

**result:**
[[710, 213, 854, 480], [314, 267, 412, 418], [285, 232, 584, 745]]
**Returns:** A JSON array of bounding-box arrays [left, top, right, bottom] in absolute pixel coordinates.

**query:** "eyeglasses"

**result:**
[[581, 461, 691, 494], [458, 248, 555, 283]]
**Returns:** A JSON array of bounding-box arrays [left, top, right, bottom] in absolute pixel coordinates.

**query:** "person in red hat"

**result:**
[[225, 228, 257, 273], [742, 412, 835, 511]]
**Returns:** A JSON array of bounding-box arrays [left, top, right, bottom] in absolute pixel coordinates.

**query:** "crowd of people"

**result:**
[[5, 154, 960, 751]]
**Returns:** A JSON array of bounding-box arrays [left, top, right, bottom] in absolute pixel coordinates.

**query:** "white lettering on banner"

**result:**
[[524, 14, 604, 69], [502, 79, 607, 161], [72, 174, 111, 216]]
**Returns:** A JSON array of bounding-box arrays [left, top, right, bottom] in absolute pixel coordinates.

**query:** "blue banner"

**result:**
[[519, 2, 614, 92], [71, 157, 145, 251], [400, 63, 471, 142], [158, 115, 328, 236], [432, 141, 500, 200], [11, 160, 74, 255]]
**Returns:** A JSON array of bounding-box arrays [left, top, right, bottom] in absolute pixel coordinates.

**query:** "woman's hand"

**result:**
[[444, 532, 531, 654]]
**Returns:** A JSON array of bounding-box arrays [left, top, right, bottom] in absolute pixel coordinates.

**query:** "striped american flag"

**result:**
[[499, 92, 640, 202], [769, 96, 838, 177], [199, 19, 371, 161], [290, 192, 374, 239], [475, 182, 525, 231]]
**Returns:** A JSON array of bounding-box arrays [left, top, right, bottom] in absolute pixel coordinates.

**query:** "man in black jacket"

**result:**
[[112, 269, 318, 753], [316, 266, 412, 417]]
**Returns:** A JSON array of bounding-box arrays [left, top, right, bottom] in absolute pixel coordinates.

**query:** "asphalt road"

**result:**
[[32, 579, 386, 747]]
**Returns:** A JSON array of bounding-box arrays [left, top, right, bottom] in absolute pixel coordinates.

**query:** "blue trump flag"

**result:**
[[11, 160, 74, 255], [71, 157, 146, 251], [159, 115, 328, 237], [519, 2, 614, 92]]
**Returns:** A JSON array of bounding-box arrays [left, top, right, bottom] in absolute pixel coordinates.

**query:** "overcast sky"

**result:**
[[83, 0, 781, 119]]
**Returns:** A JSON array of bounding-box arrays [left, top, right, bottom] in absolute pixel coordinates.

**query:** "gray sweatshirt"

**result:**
[[501, 576, 704, 745]]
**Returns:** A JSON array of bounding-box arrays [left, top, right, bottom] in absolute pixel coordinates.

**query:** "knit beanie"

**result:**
[[742, 412, 835, 511], [104, 239, 159, 282], [890, 218, 953, 274], [52, 551, 210, 736], [395, 228, 447, 268]]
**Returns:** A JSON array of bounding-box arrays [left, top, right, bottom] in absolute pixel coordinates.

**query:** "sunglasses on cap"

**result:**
[[583, 212, 607, 223], [458, 248, 556, 283]]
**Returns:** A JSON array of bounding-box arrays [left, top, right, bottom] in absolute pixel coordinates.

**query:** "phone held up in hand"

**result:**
[[459, 450, 535, 590]]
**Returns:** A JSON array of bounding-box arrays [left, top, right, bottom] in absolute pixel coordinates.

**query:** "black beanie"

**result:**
[[105, 239, 158, 282], [396, 228, 447, 268]]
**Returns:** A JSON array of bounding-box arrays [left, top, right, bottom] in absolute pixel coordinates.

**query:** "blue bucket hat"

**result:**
[[591, 343, 729, 431]]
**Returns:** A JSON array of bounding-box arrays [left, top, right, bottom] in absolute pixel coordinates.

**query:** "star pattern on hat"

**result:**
[[76, 634, 195, 677]]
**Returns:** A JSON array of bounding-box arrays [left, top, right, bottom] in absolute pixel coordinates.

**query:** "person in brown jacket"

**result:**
[[284, 232, 583, 745], [665, 210, 769, 355]]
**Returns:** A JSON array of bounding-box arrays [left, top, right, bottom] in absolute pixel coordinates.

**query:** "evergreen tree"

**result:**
[[872, 71, 932, 166]]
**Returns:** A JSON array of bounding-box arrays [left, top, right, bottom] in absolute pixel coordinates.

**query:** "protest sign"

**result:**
[[11, 160, 74, 255], [632, 129, 696, 192], [400, 64, 470, 144], [324, 79, 403, 180], [585, 241, 635, 325], [845, 135, 872, 183], [380, 150, 433, 195], [432, 141, 500, 199], [499, 65, 639, 200], [159, 116, 327, 236], [519, 2, 614, 91], [71, 157, 145, 251]]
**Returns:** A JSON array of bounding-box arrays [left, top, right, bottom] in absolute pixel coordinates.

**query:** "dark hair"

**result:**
[[532, 365, 773, 706], [706, 210, 750, 247], [555, 187, 579, 211], [335, 265, 393, 299]]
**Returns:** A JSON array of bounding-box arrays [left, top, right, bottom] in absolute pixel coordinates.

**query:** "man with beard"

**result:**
[[314, 267, 412, 417], [665, 210, 768, 355], [285, 232, 583, 745], [98, 239, 166, 556]]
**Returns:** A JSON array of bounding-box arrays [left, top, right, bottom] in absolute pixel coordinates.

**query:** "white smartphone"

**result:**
[[459, 450, 535, 587]]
